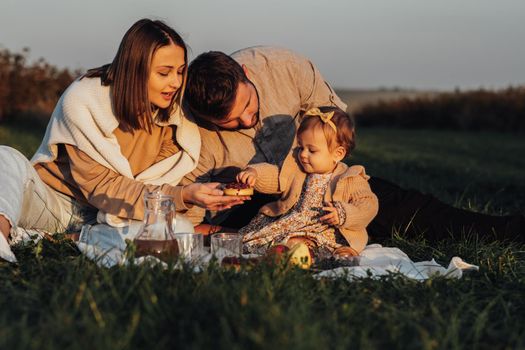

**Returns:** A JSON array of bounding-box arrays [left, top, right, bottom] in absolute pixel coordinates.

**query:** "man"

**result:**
[[182, 46, 523, 243]]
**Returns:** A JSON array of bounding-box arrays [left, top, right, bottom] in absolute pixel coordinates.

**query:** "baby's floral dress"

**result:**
[[239, 172, 347, 258]]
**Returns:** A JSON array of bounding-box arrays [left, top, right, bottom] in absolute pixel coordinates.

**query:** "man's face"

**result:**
[[210, 81, 260, 130]]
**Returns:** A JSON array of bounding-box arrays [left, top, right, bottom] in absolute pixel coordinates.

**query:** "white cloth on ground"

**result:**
[[315, 244, 479, 280], [75, 224, 478, 280]]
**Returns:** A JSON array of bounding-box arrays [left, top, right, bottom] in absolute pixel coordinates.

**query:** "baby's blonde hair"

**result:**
[[297, 106, 356, 154]]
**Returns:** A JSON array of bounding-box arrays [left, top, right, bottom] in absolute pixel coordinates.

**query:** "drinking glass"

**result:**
[[210, 233, 242, 261], [174, 232, 204, 261]]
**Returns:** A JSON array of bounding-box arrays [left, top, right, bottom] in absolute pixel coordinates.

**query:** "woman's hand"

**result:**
[[182, 182, 249, 211], [320, 202, 340, 226], [236, 167, 257, 187]]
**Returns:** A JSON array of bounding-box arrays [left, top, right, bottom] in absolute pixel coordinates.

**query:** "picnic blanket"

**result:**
[[74, 224, 478, 280], [314, 244, 478, 280]]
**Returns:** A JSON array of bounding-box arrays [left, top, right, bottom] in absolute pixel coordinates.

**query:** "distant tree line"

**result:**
[[354, 87, 525, 133], [0, 47, 79, 124], [1, 47, 524, 133]]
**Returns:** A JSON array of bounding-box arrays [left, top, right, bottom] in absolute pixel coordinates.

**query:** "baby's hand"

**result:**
[[236, 167, 257, 187], [320, 202, 340, 226]]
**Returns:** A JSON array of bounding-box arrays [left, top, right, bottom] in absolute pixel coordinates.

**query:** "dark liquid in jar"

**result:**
[[134, 239, 179, 262], [221, 256, 241, 265]]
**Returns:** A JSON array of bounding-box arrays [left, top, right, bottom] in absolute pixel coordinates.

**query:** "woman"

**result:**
[[0, 19, 246, 263]]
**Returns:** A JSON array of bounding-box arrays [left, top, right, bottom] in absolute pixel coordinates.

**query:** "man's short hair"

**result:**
[[185, 51, 249, 121]]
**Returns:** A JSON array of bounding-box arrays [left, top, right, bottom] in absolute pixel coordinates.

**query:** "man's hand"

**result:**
[[319, 201, 340, 226], [194, 224, 238, 236], [236, 167, 257, 187], [182, 183, 249, 211]]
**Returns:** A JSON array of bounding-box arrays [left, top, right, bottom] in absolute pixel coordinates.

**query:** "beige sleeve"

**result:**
[[179, 142, 218, 225], [183, 207, 207, 226], [248, 163, 281, 194], [181, 141, 216, 185], [338, 177, 379, 231], [296, 57, 347, 113], [65, 144, 188, 221]]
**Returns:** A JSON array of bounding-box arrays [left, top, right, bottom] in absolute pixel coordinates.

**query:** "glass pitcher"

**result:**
[[133, 191, 179, 262]]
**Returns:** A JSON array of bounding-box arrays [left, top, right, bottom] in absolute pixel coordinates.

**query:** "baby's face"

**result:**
[[296, 127, 339, 174]]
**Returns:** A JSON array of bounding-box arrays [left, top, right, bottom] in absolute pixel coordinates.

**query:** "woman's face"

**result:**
[[148, 43, 186, 109]]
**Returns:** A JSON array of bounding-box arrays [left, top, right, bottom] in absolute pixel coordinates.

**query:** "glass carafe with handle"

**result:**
[[133, 191, 179, 262]]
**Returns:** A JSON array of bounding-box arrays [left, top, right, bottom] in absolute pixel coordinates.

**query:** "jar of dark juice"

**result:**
[[133, 191, 179, 262]]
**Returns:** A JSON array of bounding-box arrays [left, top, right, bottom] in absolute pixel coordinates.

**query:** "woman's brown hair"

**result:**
[[297, 106, 356, 154], [83, 19, 188, 131]]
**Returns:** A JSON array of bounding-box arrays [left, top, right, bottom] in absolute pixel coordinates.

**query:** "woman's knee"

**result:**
[[0, 144, 26, 155], [0, 146, 32, 175]]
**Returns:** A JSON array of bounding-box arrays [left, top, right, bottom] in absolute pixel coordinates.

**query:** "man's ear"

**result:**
[[334, 146, 347, 162], [242, 64, 250, 79]]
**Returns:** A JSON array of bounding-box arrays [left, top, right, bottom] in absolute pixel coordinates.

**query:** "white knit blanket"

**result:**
[[30, 77, 200, 226]]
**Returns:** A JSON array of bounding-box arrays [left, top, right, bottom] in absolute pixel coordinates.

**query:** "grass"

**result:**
[[353, 128, 525, 215], [0, 119, 46, 157], [1, 124, 524, 349]]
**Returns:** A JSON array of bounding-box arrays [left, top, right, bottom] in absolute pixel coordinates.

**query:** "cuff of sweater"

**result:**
[[163, 185, 192, 212], [333, 201, 347, 227], [184, 206, 207, 226], [247, 163, 280, 193], [337, 201, 375, 231]]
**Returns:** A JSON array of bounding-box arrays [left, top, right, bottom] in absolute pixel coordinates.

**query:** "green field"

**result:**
[[353, 128, 525, 215], [1, 124, 524, 349], [0, 120, 46, 158]]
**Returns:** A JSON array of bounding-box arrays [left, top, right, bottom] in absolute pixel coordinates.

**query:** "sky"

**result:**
[[1, 0, 524, 90]]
